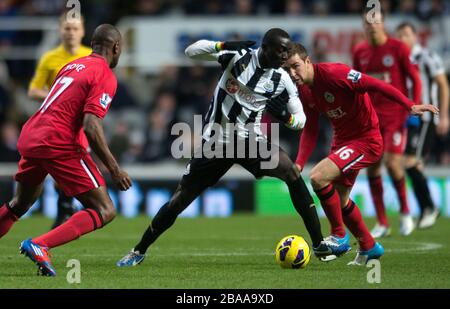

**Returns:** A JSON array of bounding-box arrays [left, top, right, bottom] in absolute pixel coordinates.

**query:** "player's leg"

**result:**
[[246, 146, 346, 258], [384, 151, 414, 236], [309, 158, 347, 239], [117, 157, 234, 266], [405, 122, 439, 229], [336, 185, 374, 250], [367, 157, 391, 237], [1, 157, 47, 238], [0, 181, 44, 238], [52, 184, 76, 229], [249, 148, 324, 248]]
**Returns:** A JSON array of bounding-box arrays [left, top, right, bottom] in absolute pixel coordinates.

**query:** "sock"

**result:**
[[406, 166, 434, 213], [135, 202, 179, 254], [0, 204, 18, 238], [314, 184, 346, 238], [287, 177, 324, 248], [368, 176, 388, 226], [33, 209, 103, 249], [393, 177, 410, 215], [342, 200, 375, 251]]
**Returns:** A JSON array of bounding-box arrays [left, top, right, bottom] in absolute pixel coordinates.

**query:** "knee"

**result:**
[[385, 159, 403, 178], [310, 169, 326, 190], [285, 164, 301, 184], [98, 201, 116, 225]]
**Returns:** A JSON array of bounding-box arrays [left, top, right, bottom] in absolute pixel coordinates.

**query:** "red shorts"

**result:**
[[329, 137, 383, 187], [379, 119, 407, 154], [14, 152, 105, 197]]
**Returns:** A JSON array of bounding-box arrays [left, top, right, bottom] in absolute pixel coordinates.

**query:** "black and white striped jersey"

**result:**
[[410, 44, 446, 124], [185, 40, 305, 143]]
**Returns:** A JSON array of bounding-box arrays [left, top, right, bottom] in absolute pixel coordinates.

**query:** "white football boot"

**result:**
[[417, 207, 440, 229], [399, 214, 415, 236], [370, 223, 391, 238]]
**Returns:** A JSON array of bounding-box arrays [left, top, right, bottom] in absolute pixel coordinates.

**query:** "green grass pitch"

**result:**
[[1, 215, 449, 289]]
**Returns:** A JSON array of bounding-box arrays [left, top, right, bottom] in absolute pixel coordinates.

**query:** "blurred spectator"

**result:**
[[141, 92, 178, 162], [20, 0, 65, 16], [0, 0, 18, 47], [0, 122, 20, 162], [109, 121, 131, 163], [132, 0, 169, 16], [312, 0, 330, 16], [234, 0, 255, 15], [285, 0, 305, 15], [184, 0, 227, 15], [398, 0, 417, 16]]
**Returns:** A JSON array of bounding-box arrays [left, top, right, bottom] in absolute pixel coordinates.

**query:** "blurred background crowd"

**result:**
[[1, 0, 450, 166]]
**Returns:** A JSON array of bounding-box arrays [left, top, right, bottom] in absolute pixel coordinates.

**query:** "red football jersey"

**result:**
[[352, 37, 421, 120], [18, 54, 117, 158], [295, 63, 413, 168]]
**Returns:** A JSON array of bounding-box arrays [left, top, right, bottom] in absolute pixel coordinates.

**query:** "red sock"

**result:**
[[33, 209, 103, 249], [369, 176, 388, 226], [393, 177, 410, 215], [342, 200, 375, 251], [315, 184, 346, 238], [0, 204, 18, 238]]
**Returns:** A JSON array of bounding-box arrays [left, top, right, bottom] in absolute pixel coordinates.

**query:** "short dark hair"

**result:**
[[288, 43, 308, 60], [262, 28, 290, 45], [396, 21, 417, 33]]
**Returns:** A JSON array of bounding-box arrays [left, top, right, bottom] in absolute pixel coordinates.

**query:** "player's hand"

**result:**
[[222, 41, 256, 51], [266, 92, 291, 124], [111, 169, 132, 191], [436, 115, 450, 136], [411, 104, 439, 116]]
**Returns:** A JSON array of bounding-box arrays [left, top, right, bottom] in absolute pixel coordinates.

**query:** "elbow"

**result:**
[[83, 118, 96, 141]]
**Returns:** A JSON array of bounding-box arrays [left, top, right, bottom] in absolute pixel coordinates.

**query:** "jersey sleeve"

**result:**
[[83, 71, 117, 119], [185, 40, 238, 70], [399, 43, 422, 104], [425, 51, 446, 78], [341, 66, 414, 110], [29, 53, 51, 90], [351, 47, 361, 71], [295, 103, 319, 167], [283, 73, 306, 130]]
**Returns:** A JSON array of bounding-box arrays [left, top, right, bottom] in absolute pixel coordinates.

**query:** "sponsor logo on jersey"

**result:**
[[324, 92, 335, 103], [263, 80, 274, 93], [383, 55, 394, 67], [100, 93, 112, 109], [347, 69, 362, 83], [226, 78, 240, 94], [327, 107, 347, 119]]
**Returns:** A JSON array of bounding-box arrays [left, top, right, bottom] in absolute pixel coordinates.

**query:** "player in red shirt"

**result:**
[[281, 43, 437, 265], [0, 24, 132, 276], [352, 9, 422, 238]]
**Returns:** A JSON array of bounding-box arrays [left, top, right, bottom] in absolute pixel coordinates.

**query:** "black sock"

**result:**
[[134, 202, 179, 254], [287, 176, 323, 247], [406, 166, 434, 213]]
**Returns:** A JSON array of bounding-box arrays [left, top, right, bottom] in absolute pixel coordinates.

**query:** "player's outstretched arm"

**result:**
[[185, 40, 255, 61], [83, 113, 132, 191]]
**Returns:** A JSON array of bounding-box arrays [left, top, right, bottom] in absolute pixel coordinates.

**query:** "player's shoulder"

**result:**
[[388, 37, 410, 53], [352, 41, 369, 54], [316, 62, 352, 79], [39, 45, 64, 63]]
